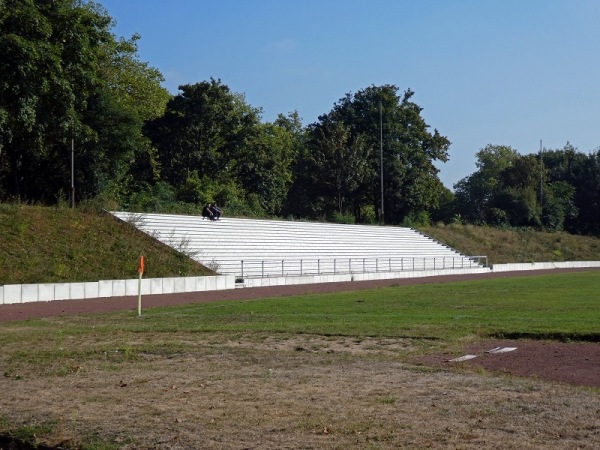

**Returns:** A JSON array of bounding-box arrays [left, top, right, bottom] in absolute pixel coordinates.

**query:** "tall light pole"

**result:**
[[380, 101, 384, 225], [539, 139, 543, 224], [71, 138, 75, 208]]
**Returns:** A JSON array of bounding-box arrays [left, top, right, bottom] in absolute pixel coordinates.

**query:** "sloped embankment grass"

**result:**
[[420, 223, 600, 265], [0, 203, 213, 284]]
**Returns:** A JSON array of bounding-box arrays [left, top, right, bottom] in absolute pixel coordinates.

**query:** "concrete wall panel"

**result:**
[[38, 284, 55, 302], [22, 284, 39, 303], [3, 285, 22, 304], [70, 283, 85, 300], [55, 283, 71, 300]]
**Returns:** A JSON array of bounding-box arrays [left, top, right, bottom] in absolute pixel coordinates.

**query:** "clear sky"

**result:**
[[98, 0, 600, 189]]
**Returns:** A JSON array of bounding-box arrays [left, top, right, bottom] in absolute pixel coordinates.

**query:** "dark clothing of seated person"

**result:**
[[202, 204, 215, 220], [209, 203, 222, 220]]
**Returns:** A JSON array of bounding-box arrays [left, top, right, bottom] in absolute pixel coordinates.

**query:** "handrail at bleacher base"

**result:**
[[231, 255, 488, 279]]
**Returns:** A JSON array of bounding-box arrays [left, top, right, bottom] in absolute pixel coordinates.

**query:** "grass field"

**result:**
[[1, 272, 599, 449]]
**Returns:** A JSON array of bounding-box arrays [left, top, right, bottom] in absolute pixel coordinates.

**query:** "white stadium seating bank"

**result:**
[[2, 212, 598, 304]]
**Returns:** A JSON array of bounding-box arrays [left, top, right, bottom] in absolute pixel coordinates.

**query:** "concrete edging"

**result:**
[[2, 261, 599, 305], [491, 261, 600, 272], [0, 275, 235, 305]]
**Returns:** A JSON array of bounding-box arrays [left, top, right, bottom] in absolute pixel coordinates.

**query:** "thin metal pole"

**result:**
[[380, 102, 384, 225], [71, 138, 75, 208], [539, 139, 543, 223]]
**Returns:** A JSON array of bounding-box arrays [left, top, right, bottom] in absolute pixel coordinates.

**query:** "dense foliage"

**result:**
[[453, 143, 600, 235], [0, 0, 170, 204], [1, 1, 599, 235]]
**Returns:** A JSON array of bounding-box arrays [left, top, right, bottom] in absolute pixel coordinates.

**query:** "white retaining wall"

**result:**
[[3, 262, 599, 305], [0, 275, 235, 305], [491, 261, 600, 272]]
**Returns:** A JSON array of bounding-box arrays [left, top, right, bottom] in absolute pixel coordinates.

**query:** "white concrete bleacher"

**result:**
[[110, 212, 487, 279]]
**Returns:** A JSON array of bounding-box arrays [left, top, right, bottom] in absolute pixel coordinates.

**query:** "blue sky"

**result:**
[[98, 0, 600, 189]]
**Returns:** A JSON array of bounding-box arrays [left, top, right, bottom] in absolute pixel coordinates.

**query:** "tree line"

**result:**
[[1, 1, 599, 236]]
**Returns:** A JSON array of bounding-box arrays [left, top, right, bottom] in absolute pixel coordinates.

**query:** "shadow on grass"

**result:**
[[490, 331, 600, 342]]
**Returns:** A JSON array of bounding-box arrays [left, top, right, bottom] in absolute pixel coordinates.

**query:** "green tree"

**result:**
[[453, 144, 519, 223], [303, 118, 370, 216], [294, 85, 450, 224], [542, 180, 578, 231], [146, 80, 300, 215], [237, 120, 299, 215], [98, 32, 170, 195], [543, 144, 599, 235], [0, 0, 107, 200], [145, 79, 261, 188], [0, 0, 168, 204]]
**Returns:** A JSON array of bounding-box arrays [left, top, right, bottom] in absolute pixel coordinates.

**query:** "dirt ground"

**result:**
[[1, 269, 599, 449]]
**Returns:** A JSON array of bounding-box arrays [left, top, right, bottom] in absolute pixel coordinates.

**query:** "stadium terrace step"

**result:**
[[110, 212, 486, 278]]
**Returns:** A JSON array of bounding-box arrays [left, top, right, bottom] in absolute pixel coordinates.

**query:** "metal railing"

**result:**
[[228, 255, 488, 279]]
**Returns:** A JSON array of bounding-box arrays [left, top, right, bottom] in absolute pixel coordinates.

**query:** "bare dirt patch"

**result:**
[[415, 339, 600, 388]]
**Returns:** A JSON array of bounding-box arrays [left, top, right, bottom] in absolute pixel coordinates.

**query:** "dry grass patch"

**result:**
[[1, 332, 598, 449], [420, 223, 600, 264]]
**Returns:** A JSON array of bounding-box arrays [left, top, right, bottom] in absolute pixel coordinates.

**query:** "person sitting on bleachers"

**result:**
[[210, 202, 222, 220], [202, 203, 215, 220]]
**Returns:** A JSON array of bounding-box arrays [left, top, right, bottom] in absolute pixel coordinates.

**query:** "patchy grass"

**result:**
[[0, 203, 213, 284], [1, 272, 599, 448], [420, 223, 600, 264]]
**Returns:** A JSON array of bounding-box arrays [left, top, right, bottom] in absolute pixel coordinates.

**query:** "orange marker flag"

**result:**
[[137, 255, 144, 317]]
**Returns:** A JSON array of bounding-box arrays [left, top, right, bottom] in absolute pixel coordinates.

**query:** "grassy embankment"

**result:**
[[0, 203, 213, 285], [1, 203, 599, 284], [420, 223, 600, 265]]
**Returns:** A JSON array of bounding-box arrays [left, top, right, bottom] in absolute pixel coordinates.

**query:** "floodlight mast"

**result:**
[[539, 139, 543, 221], [380, 101, 384, 225], [71, 138, 75, 208]]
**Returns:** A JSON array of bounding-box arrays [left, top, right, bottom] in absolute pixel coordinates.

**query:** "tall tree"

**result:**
[[145, 79, 261, 188], [453, 144, 519, 224], [295, 85, 450, 224], [0, 0, 107, 200], [236, 119, 300, 215], [492, 154, 543, 227], [0, 0, 168, 203], [304, 118, 370, 215], [146, 80, 300, 215], [543, 144, 599, 235]]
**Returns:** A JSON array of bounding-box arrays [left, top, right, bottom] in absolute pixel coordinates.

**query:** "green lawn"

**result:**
[[139, 270, 600, 340], [3, 271, 597, 346]]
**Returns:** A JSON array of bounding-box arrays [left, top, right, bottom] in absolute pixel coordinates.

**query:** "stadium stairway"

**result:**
[[110, 212, 488, 280]]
